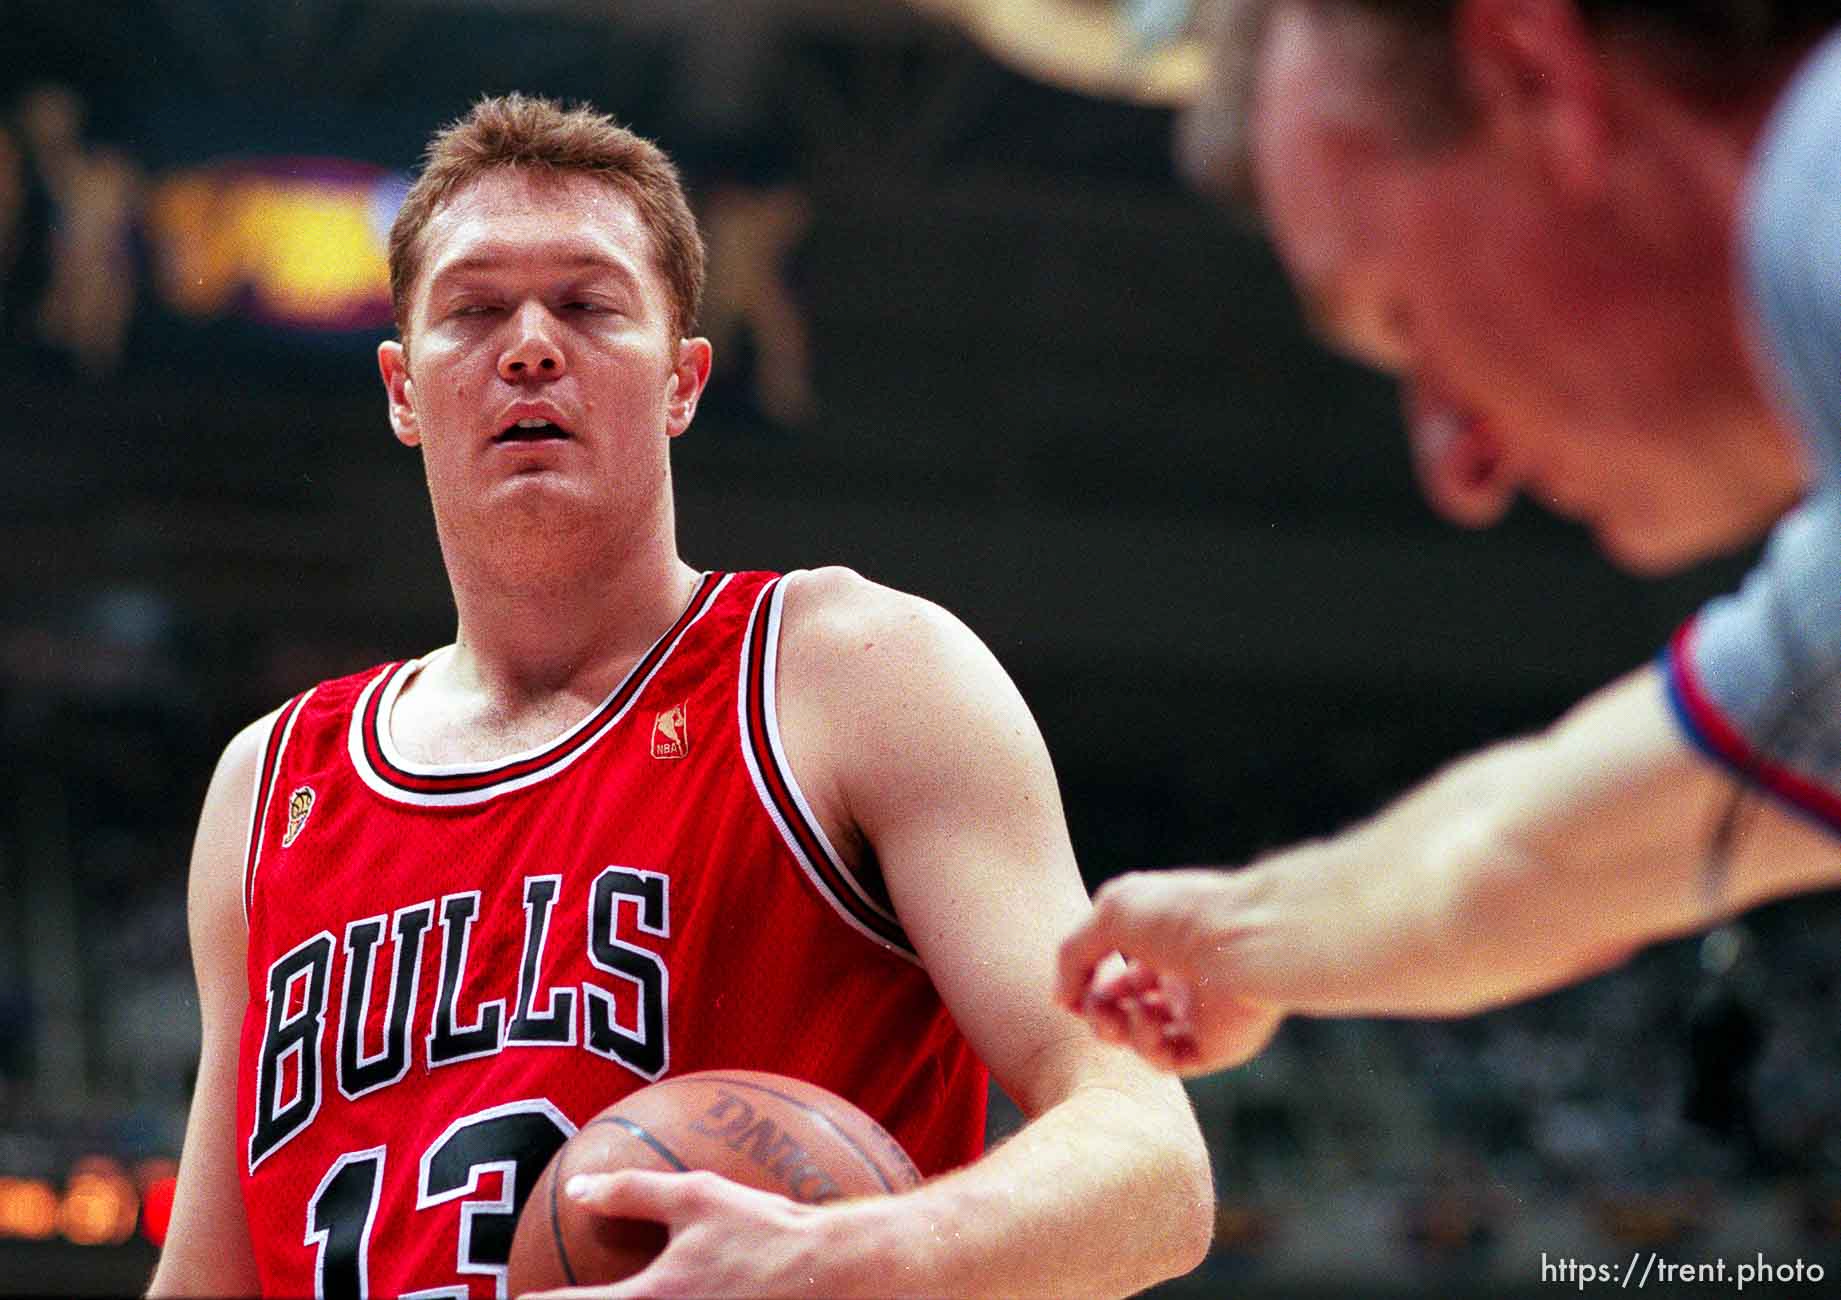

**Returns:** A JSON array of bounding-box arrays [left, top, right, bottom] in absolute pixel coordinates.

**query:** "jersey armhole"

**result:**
[[1664, 621, 1841, 836], [736, 573, 919, 962], [243, 690, 318, 925]]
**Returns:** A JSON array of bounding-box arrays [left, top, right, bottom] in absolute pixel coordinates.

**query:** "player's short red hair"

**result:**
[[388, 93, 705, 343]]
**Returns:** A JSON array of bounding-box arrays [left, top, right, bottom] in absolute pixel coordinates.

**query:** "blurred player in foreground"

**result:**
[[147, 94, 1210, 1297], [1059, 0, 1841, 1073]]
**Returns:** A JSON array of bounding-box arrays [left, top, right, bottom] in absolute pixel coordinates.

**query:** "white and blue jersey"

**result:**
[[1664, 27, 1841, 834]]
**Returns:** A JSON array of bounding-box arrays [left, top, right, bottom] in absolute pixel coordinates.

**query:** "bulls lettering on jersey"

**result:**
[[237, 571, 987, 1298]]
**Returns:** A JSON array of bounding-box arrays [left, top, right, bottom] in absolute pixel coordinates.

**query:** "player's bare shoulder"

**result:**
[[222, 708, 283, 780], [187, 707, 291, 954], [196, 710, 286, 874], [771, 567, 1022, 855], [775, 564, 985, 688], [781, 562, 1045, 777]]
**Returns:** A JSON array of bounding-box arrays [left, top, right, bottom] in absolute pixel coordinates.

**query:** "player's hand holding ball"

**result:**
[[509, 1070, 920, 1297]]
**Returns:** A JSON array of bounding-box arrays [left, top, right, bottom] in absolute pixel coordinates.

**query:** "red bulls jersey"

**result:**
[[235, 570, 988, 1298]]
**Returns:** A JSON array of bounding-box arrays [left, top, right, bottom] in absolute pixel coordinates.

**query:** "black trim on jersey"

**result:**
[[359, 572, 726, 797]]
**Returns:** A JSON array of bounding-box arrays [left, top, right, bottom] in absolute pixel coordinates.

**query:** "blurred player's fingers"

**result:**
[[1055, 916, 1114, 1011], [1120, 992, 1172, 1065], [1180, 999, 1285, 1077], [1087, 956, 1159, 1004], [1084, 990, 1132, 1045], [1160, 974, 1194, 1024], [1058, 873, 1172, 1009], [1104, 993, 1198, 1073], [1133, 973, 1193, 1027], [1075, 953, 1141, 1042], [1162, 1022, 1202, 1071]]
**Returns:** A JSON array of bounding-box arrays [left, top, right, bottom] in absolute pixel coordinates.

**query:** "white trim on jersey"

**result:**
[[737, 573, 920, 965], [246, 689, 318, 927]]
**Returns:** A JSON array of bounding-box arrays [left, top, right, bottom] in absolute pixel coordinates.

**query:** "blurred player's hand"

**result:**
[[1057, 869, 1284, 1075]]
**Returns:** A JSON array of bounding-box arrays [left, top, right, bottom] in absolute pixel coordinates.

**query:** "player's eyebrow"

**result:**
[[427, 247, 644, 294]]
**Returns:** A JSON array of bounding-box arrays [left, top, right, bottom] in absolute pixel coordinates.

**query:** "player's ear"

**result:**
[[664, 337, 713, 439], [378, 339, 422, 448], [1453, 0, 1609, 196]]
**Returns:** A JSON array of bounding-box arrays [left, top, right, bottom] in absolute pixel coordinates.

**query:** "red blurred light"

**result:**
[[140, 1174, 176, 1247]]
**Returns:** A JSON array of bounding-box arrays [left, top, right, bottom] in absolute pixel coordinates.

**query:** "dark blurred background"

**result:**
[[2, 1, 1838, 1295]]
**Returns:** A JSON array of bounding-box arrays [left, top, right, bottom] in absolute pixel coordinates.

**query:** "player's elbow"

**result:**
[[1169, 1140, 1217, 1277], [1143, 1110, 1216, 1279]]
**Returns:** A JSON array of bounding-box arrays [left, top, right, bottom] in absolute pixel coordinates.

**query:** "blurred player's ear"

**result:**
[[664, 337, 713, 439], [378, 339, 422, 447], [1453, 0, 1610, 196]]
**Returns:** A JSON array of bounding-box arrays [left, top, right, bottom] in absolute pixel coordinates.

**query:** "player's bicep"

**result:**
[[824, 603, 1113, 1111], [147, 719, 270, 1296]]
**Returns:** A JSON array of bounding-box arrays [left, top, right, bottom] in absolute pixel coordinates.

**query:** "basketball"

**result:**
[[506, 1070, 922, 1293]]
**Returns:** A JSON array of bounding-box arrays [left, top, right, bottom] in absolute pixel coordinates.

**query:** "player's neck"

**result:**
[[443, 523, 702, 708]]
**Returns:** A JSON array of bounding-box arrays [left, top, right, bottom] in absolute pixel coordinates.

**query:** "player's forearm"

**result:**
[[1231, 678, 1726, 1017], [835, 1079, 1213, 1299], [1241, 794, 1639, 1018], [145, 1041, 261, 1297]]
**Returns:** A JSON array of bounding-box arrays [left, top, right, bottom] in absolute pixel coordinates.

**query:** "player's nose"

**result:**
[[1403, 380, 1517, 529], [499, 302, 566, 382]]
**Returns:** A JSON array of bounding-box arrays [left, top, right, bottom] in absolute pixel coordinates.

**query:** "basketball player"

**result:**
[[147, 95, 1211, 1298], [1058, 0, 1841, 1075]]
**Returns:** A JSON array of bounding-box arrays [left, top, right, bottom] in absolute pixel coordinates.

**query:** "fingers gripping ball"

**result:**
[[507, 1070, 921, 1293]]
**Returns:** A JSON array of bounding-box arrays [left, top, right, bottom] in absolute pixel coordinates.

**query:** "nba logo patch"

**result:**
[[652, 703, 690, 759], [282, 786, 316, 847]]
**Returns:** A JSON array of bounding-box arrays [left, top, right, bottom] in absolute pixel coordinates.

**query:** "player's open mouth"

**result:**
[[494, 418, 572, 443]]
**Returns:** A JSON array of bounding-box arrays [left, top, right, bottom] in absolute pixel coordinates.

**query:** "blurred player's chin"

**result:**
[[1590, 512, 1726, 578]]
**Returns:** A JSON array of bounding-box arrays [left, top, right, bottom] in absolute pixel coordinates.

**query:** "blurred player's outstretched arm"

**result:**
[[1057, 663, 1841, 1076], [540, 567, 1213, 1300], [146, 718, 271, 1296]]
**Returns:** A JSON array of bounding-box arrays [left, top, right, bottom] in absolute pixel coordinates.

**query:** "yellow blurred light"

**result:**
[[146, 162, 396, 328], [0, 1177, 61, 1240], [236, 181, 392, 316], [60, 1171, 139, 1246]]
